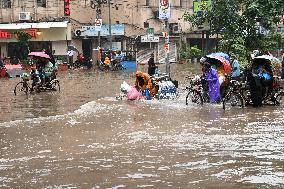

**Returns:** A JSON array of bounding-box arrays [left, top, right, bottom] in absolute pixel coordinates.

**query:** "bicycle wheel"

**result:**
[[50, 80, 60, 91], [186, 90, 203, 105], [274, 92, 284, 105], [222, 93, 244, 110], [14, 81, 28, 96]]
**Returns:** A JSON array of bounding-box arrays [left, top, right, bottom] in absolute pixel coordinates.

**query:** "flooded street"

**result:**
[[1, 64, 284, 188]]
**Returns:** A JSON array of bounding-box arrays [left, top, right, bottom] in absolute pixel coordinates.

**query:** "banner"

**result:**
[[64, 0, 70, 16], [79, 24, 125, 37], [159, 0, 170, 20]]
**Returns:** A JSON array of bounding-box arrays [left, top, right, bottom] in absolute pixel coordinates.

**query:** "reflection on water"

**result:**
[[1, 64, 284, 188]]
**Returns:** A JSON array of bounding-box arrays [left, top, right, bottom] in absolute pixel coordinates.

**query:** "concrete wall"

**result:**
[[0, 0, 62, 22], [0, 0, 193, 37]]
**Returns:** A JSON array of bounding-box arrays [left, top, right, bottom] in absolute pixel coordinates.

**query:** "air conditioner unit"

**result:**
[[170, 23, 182, 34], [19, 12, 31, 21]]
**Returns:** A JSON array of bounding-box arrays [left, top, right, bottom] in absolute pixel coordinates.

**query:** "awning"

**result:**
[[0, 21, 69, 29]]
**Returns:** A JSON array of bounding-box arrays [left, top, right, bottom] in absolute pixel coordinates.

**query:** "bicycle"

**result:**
[[14, 72, 60, 96], [222, 80, 244, 110], [185, 76, 206, 105]]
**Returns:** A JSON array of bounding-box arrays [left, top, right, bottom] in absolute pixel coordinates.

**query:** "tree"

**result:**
[[183, 0, 284, 61], [14, 30, 32, 60]]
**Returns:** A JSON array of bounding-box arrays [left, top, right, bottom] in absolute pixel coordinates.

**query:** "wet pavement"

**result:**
[[1, 64, 284, 188]]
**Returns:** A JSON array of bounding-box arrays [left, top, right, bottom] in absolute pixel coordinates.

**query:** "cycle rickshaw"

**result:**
[[241, 55, 284, 107]]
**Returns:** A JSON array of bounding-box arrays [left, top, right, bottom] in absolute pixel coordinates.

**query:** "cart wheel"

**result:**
[[50, 80, 60, 91], [223, 93, 244, 110], [186, 90, 203, 105], [274, 93, 283, 105], [14, 81, 28, 96]]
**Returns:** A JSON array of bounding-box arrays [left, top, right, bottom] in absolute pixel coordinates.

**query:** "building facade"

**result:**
[[0, 0, 197, 61]]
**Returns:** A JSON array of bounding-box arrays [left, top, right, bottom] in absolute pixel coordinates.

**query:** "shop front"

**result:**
[[0, 21, 71, 61]]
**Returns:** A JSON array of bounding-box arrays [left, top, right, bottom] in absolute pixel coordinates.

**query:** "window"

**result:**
[[145, 0, 149, 6], [37, 0, 46, 8], [2, 0, 11, 8]]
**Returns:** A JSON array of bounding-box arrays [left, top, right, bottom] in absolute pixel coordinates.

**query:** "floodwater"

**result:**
[[1, 64, 284, 188]]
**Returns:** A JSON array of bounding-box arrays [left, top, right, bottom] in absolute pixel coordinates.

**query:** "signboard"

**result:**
[[159, 0, 171, 20], [146, 28, 154, 35], [0, 29, 39, 39], [164, 43, 169, 54], [146, 28, 154, 40], [193, 0, 211, 13], [0, 30, 12, 39], [141, 35, 159, 43], [64, 0, 70, 16], [94, 19, 103, 31], [78, 24, 125, 37]]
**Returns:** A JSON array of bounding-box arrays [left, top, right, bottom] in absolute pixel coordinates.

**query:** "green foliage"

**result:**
[[20, 59, 33, 67], [13, 30, 32, 61], [55, 55, 67, 62], [14, 30, 32, 44], [190, 45, 202, 58], [183, 0, 284, 60], [179, 43, 191, 59]]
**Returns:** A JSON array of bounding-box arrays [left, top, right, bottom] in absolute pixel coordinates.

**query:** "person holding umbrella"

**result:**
[[28, 51, 57, 85]]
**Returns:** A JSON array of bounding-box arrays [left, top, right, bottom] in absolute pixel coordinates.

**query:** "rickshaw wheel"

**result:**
[[14, 82, 28, 96], [274, 93, 283, 105], [50, 80, 60, 92], [186, 90, 203, 105], [223, 93, 244, 110]]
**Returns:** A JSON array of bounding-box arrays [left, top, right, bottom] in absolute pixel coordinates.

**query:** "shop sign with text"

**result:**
[[0, 29, 39, 39]]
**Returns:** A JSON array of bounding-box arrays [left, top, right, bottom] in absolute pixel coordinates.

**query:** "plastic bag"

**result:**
[[120, 81, 131, 93], [127, 86, 142, 100]]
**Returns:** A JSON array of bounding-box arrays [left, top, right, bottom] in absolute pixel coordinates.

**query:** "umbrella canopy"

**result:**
[[205, 55, 232, 74], [252, 55, 273, 67], [253, 55, 273, 61], [68, 45, 79, 52], [252, 55, 282, 76], [209, 52, 230, 61], [28, 52, 51, 59]]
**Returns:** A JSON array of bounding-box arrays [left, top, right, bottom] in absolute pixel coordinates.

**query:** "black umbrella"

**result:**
[[67, 45, 79, 52]]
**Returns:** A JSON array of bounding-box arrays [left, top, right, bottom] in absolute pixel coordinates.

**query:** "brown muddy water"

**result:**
[[0, 64, 284, 188]]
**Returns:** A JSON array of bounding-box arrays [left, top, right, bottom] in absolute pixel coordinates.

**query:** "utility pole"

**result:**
[[108, 0, 112, 51], [159, 0, 171, 76], [165, 19, 170, 76]]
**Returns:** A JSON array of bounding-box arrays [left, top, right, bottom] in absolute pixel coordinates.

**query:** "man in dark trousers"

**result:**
[[148, 53, 156, 76]]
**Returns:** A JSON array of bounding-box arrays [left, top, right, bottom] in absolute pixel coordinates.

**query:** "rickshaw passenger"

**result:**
[[104, 56, 111, 68], [261, 63, 273, 97], [37, 57, 56, 84], [231, 55, 241, 80]]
